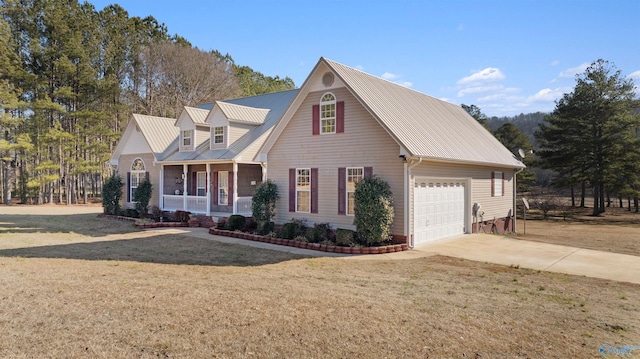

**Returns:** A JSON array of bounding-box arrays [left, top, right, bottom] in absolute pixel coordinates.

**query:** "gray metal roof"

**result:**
[[160, 89, 299, 163], [322, 58, 524, 168], [183, 106, 209, 124], [216, 101, 269, 125], [132, 114, 180, 154]]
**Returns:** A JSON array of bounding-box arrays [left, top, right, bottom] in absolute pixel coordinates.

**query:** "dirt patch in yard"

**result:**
[[0, 206, 639, 357]]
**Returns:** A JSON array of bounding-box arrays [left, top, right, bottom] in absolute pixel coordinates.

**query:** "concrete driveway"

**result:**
[[375, 234, 640, 285]]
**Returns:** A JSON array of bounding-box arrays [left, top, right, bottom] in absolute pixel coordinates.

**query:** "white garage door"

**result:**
[[414, 179, 466, 245]]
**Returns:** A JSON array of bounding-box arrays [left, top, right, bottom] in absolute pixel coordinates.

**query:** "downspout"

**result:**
[[406, 157, 422, 249], [513, 167, 524, 234]]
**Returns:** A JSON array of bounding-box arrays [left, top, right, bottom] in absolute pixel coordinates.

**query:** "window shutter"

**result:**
[[192, 172, 197, 196], [127, 172, 131, 202], [364, 167, 373, 178], [145, 172, 149, 181], [229, 172, 234, 206], [213, 171, 218, 204], [336, 101, 345, 133], [502, 172, 505, 196], [311, 168, 318, 214], [312, 105, 320, 135], [491, 172, 495, 197], [289, 168, 296, 212], [338, 167, 346, 215]]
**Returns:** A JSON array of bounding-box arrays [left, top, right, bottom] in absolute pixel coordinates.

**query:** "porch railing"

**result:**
[[237, 196, 252, 216], [162, 194, 252, 216]]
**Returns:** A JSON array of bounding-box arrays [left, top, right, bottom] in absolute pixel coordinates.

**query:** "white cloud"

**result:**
[[355, 65, 364, 71], [628, 70, 640, 80], [381, 72, 399, 80], [550, 60, 559, 67], [398, 81, 413, 88], [457, 67, 505, 85], [457, 23, 464, 31], [526, 88, 568, 103], [559, 63, 589, 78], [457, 85, 504, 97]]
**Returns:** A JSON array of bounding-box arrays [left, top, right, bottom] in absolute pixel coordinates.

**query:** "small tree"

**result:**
[[251, 179, 278, 234], [353, 176, 394, 245], [133, 179, 152, 217], [102, 175, 123, 215]]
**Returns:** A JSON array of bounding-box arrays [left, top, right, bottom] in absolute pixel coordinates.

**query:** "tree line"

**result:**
[[0, 0, 295, 205], [465, 59, 640, 215]]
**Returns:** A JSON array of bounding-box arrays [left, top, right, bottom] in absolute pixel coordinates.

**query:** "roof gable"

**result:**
[[111, 114, 179, 163], [258, 57, 524, 168]]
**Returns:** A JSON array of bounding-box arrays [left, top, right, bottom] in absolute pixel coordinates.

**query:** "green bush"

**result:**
[[242, 217, 258, 233], [102, 175, 123, 215], [150, 206, 163, 222], [133, 179, 152, 217], [252, 180, 278, 234], [124, 208, 139, 218], [353, 175, 394, 245], [225, 215, 246, 231], [280, 219, 307, 240], [307, 222, 333, 243], [257, 221, 275, 235], [336, 228, 355, 247]]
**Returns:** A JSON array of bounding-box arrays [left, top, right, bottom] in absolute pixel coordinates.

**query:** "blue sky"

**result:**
[[87, 0, 639, 117]]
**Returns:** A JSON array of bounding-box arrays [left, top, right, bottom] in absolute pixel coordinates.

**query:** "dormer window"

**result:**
[[320, 93, 336, 134], [182, 130, 193, 147], [213, 126, 224, 144]]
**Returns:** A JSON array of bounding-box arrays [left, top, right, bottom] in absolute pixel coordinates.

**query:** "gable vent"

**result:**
[[322, 72, 334, 87]]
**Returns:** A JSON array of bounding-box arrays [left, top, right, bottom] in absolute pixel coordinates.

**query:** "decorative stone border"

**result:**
[[208, 228, 409, 254]]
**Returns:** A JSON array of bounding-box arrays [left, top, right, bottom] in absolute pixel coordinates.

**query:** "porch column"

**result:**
[[159, 165, 164, 209], [183, 164, 188, 210], [232, 161, 238, 214], [206, 163, 211, 215], [260, 162, 267, 181]]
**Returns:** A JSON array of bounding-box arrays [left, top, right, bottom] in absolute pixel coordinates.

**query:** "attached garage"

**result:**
[[413, 179, 467, 245]]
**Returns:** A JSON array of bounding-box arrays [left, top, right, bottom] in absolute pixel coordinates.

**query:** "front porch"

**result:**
[[159, 162, 263, 217]]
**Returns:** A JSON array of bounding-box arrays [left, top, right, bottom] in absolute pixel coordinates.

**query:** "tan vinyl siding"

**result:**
[[410, 161, 514, 229], [228, 123, 253, 146], [268, 87, 405, 235], [121, 124, 152, 155], [118, 153, 161, 211], [195, 126, 209, 148]]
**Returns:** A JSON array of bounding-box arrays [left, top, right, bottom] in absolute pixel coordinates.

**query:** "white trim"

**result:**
[[295, 168, 311, 213], [346, 167, 363, 216], [213, 126, 224, 145], [320, 92, 336, 134]]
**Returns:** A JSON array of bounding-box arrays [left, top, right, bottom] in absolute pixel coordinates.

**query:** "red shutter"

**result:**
[[192, 172, 197, 196], [289, 169, 296, 212], [502, 172, 505, 196], [126, 172, 131, 202], [213, 171, 218, 204], [364, 167, 373, 178], [491, 172, 495, 197], [336, 101, 345, 133], [338, 168, 346, 215], [311, 168, 318, 214], [145, 172, 149, 181], [312, 105, 320, 135], [229, 172, 234, 206]]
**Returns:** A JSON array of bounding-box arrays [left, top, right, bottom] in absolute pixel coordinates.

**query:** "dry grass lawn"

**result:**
[[515, 207, 640, 256], [0, 205, 639, 358]]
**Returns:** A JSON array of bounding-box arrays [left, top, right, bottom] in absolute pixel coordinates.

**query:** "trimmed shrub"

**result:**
[[225, 215, 246, 231], [336, 228, 355, 247], [242, 217, 258, 233], [150, 206, 163, 222], [173, 210, 191, 222], [307, 222, 333, 243], [280, 219, 307, 240], [252, 179, 278, 222], [101, 175, 123, 215], [133, 179, 152, 217], [124, 208, 139, 218], [257, 221, 275, 235], [353, 175, 394, 245]]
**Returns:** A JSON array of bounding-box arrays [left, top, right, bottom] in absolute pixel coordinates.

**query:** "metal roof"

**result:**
[[322, 58, 524, 168], [216, 101, 270, 125], [160, 89, 298, 163], [132, 114, 180, 154], [183, 106, 209, 125]]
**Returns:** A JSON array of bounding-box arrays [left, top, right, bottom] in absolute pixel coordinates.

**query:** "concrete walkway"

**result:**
[[160, 228, 639, 285]]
